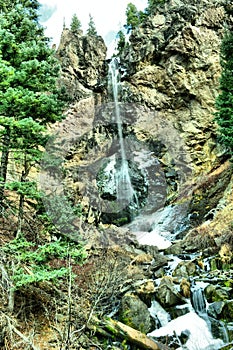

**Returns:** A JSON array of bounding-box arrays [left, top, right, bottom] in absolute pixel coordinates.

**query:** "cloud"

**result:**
[[39, 4, 57, 23]]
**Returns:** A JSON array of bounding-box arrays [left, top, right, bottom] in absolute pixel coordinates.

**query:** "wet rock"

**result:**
[[208, 316, 229, 344], [119, 293, 154, 333], [150, 254, 169, 272], [205, 284, 230, 303], [155, 276, 185, 307], [135, 279, 156, 306], [207, 301, 225, 319], [220, 301, 233, 323], [208, 300, 233, 322], [172, 260, 197, 279]]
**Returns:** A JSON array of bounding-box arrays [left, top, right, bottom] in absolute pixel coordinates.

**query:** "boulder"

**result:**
[[119, 293, 154, 333], [155, 276, 185, 307]]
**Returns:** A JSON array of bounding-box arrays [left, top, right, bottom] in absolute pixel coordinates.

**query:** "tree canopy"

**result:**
[[124, 3, 147, 33], [70, 13, 82, 32], [87, 14, 97, 36], [215, 29, 233, 156], [0, 0, 65, 229]]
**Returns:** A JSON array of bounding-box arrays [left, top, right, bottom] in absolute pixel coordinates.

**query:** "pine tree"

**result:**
[[70, 13, 82, 32], [124, 3, 145, 33], [215, 29, 233, 156], [116, 30, 128, 55], [87, 14, 97, 36], [0, 0, 65, 224]]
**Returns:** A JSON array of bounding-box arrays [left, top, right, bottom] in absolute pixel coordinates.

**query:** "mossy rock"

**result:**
[[119, 293, 154, 333], [221, 301, 233, 322]]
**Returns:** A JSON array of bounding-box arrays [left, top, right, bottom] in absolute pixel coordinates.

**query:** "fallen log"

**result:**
[[101, 318, 170, 350]]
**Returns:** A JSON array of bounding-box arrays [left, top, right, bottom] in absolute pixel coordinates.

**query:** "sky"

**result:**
[[39, 0, 148, 54]]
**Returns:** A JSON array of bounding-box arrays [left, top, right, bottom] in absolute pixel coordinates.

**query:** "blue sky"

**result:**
[[39, 0, 148, 53]]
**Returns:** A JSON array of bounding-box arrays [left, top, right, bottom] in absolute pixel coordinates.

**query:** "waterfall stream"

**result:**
[[108, 59, 137, 208], [103, 61, 230, 349]]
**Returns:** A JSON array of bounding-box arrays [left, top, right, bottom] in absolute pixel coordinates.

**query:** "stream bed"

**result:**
[[126, 205, 232, 349]]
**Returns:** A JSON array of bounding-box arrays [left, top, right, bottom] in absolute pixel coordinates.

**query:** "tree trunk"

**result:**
[[0, 128, 11, 213], [17, 157, 30, 237]]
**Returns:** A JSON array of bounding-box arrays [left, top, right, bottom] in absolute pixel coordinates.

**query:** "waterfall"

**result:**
[[191, 282, 207, 316], [108, 59, 138, 208]]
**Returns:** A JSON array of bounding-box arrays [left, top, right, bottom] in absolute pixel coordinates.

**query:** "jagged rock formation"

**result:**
[[12, 2, 232, 348], [56, 28, 108, 101], [119, 0, 232, 176]]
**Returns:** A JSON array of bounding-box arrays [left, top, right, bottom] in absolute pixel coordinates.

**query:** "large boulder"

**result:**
[[119, 293, 154, 333]]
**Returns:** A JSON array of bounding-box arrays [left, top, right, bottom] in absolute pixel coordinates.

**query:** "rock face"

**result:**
[[41, 7, 233, 346], [56, 28, 107, 101], [119, 0, 232, 176]]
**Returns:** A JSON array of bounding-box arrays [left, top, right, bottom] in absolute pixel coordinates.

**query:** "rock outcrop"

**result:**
[[119, 0, 233, 176], [56, 28, 107, 101]]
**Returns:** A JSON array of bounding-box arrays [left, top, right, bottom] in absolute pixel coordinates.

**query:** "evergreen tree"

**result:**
[[124, 3, 140, 33], [116, 30, 126, 54], [70, 13, 82, 32], [87, 14, 97, 36], [0, 0, 64, 223], [124, 3, 146, 33], [215, 29, 233, 156]]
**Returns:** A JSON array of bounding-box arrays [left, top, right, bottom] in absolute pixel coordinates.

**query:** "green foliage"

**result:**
[[124, 3, 140, 33], [4, 236, 86, 263], [124, 3, 147, 33], [215, 30, 233, 156], [13, 265, 68, 289], [70, 13, 82, 32], [5, 181, 41, 199], [3, 236, 87, 290], [87, 14, 97, 36], [0, 0, 65, 220], [116, 30, 127, 55]]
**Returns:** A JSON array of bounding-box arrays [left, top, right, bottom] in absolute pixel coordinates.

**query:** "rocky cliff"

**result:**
[[56, 28, 107, 101], [119, 0, 232, 176], [4, 1, 232, 349], [52, 0, 233, 229]]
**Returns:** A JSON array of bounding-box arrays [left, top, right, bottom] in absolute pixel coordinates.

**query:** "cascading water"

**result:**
[[108, 58, 137, 208], [95, 58, 143, 225], [148, 281, 226, 350], [191, 281, 208, 316], [95, 59, 230, 348]]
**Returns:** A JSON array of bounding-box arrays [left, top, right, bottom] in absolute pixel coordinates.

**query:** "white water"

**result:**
[[127, 204, 188, 250], [135, 230, 172, 250], [149, 300, 170, 327], [108, 61, 227, 349], [148, 310, 224, 350], [126, 202, 226, 348], [191, 281, 209, 316], [108, 59, 137, 207]]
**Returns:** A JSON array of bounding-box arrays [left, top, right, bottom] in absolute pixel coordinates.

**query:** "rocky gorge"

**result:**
[[37, 0, 233, 349]]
